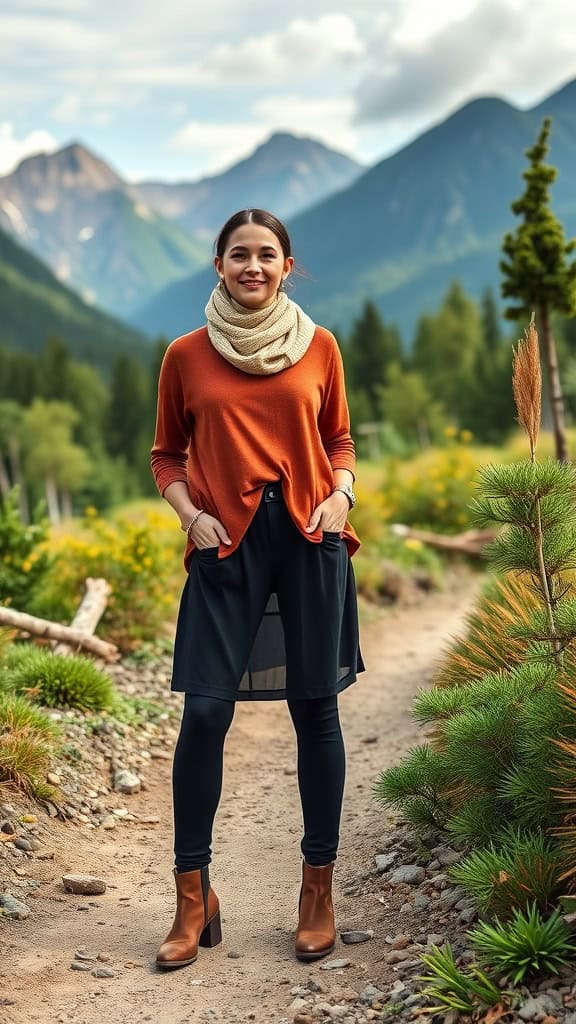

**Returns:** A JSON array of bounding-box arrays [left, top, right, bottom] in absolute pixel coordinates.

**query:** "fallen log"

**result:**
[[52, 578, 112, 656], [391, 523, 499, 556], [0, 578, 119, 661]]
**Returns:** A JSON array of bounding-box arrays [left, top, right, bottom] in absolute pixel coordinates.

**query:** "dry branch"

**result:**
[[52, 578, 112, 656], [391, 522, 499, 555], [0, 578, 119, 661]]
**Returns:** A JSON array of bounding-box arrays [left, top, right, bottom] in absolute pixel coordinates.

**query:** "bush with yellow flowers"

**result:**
[[34, 505, 183, 650], [0, 487, 54, 613], [381, 428, 484, 533]]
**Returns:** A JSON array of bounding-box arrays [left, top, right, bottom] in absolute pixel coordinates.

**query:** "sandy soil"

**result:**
[[1, 570, 479, 1024]]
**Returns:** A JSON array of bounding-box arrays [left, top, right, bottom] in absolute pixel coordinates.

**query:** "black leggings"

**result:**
[[172, 693, 346, 872]]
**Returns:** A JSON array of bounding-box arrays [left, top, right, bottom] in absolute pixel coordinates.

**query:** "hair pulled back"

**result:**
[[215, 209, 292, 259]]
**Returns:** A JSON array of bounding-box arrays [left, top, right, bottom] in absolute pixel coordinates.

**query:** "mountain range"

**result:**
[[2, 77, 576, 355], [135, 132, 362, 240], [0, 224, 148, 373], [133, 78, 576, 342], [0, 135, 361, 320], [0, 143, 209, 319]]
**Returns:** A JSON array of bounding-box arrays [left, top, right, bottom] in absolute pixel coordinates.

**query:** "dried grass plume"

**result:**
[[512, 313, 542, 460]]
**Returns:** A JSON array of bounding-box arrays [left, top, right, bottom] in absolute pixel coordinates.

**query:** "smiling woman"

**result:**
[[150, 206, 364, 972]]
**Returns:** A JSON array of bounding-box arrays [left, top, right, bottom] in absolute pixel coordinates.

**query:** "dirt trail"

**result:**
[[2, 571, 479, 1024]]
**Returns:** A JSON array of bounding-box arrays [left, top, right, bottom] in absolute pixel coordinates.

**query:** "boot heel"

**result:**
[[199, 911, 222, 948]]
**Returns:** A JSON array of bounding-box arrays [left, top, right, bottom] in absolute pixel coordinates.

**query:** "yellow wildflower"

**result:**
[[404, 539, 423, 551]]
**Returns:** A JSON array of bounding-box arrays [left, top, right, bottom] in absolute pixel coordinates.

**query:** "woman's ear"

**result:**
[[214, 256, 223, 280]]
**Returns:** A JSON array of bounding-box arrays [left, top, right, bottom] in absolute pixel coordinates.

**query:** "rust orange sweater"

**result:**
[[150, 324, 360, 571]]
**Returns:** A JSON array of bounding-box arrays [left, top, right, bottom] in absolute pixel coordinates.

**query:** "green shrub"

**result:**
[[468, 902, 576, 983], [0, 487, 54, 613], [3, 647, 116, 711], [449, 827, 563, 917], [0, 693, 60, 797], [34, 506, 180, 650], [416, 943, 513, 1014]]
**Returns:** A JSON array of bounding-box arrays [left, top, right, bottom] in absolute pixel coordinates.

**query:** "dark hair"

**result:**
[[214, 209, 292, 259]]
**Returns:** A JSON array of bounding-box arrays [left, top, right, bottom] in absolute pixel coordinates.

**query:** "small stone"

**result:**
[[340, 930, 373, 944], [431, 845, 462, 867], [383, 950, 412, 964], [0, 893, 30, 919], [359, 986, 384, 1005], [327, 1007, 348, 1020], [75, 950, 96, 961], [390, 933, 412, 949], [306, 979, 325, 993], [293, 1015, 313, 1024], [62, 874, 106, 896], [92, 967, 115, 978], [519, 995, 561, 1021], [14, 838, 32, 852], [439, 887, 463, 908], [375, 853, 396, 873], [389, 865, 426, 885], [288, 997, 308, 1014], [319, 959, 351, 971], [426, 933, 445, 947], [227, 951, 242, 959], [20, 814, 37, 823], [458, 906, 478, 924], [414, 893, 430, 909], [47, 772, 61, 785], [113, 769, 141, 795], [101, 816, 116, 830], [1, 820, 16, 834], [71, 961, 93, 972], [362, 735, 378, 744]]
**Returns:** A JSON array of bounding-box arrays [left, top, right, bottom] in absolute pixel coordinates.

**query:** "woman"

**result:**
[[150, 208, 364, 970]]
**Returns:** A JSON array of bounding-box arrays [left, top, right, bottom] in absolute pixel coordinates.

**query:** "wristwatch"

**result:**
[[332, 484, 356, 509]]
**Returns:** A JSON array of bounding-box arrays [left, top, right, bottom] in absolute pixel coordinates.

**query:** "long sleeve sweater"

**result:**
[[150, 324, 360, 571]]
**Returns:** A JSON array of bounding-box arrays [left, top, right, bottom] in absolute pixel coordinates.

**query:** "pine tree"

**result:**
[[500, 117, 576, 462], [346, 300, 403, 419], [411, 281, 483, 422]]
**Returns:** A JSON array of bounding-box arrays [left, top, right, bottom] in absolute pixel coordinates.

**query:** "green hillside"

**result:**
[[0, 226, 152, 372], [132, 79, 576, 341]]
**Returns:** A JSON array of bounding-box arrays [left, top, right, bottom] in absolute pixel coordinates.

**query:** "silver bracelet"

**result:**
[[184, 509, 205, 539]]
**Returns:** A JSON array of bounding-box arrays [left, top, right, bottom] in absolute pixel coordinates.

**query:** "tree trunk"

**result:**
[[8, 439, 29, 523], [0, 456, 11, 499], [44, 475, 61, 524], [540, 303, 568, 462], [61, 490, 72, 519], [0, 602, 118, 661]]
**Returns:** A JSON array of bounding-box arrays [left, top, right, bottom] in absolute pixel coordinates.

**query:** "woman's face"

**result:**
[[214, 223, 294, 309]]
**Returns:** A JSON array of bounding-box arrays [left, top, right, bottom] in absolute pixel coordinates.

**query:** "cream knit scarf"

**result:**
[[205, 281, 316, 375]]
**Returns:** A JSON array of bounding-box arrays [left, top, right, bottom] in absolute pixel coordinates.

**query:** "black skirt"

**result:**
[[170, 481, 365, 701]]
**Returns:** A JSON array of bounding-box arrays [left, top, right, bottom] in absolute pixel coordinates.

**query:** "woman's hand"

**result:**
[[187, 512, 232, 549], [305, 490, 350, 534]]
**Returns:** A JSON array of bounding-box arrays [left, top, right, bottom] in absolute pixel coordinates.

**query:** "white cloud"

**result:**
[[0, 123, 57, 175], [0, 14, 103, 51], [113, 14, 364, 87], [204, 14, 364, 79], [168, 94, 358, 177], [355, 0, 576, 124]]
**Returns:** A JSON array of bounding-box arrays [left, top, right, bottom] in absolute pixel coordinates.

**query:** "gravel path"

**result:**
[[1, 571, 480, 1023]]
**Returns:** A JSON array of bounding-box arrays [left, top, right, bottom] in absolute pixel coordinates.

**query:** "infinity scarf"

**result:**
[[205, 281, 316, 375]]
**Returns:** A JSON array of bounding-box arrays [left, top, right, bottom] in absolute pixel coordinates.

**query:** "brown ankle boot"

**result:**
[[156, 865, 222, 969], [295, 860, 336, 962]]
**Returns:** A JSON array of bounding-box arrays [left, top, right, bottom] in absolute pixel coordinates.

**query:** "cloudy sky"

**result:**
[[0, 0, 574, 182]]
